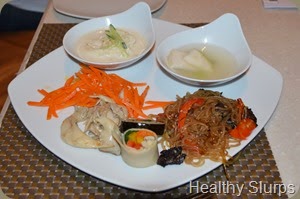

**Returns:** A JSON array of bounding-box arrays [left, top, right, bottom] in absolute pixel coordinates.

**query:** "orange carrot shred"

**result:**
[[28, 65, 160, 120], [27, 64, 173, 120], [37, 89, 49, 96], [143, 100, 175, 110]]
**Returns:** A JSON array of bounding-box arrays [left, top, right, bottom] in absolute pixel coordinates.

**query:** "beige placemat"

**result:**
[[0, 23, 287, 199]]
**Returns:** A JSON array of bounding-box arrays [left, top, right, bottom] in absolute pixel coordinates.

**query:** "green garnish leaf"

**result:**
[[105, 24, 128, 57]]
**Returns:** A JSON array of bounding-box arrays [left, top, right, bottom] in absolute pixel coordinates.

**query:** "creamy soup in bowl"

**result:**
[[63, 2, 155, 70], [77, 26, 147, 63]]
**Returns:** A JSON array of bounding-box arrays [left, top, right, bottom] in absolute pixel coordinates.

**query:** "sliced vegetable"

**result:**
[[168, 49, 212, 72], [183, 49, 213, 72], [143, 100, 174, 110], [27, 65, 170, 120], [105, 24, 128, 57], [124, 129, 156, 150], [229, 118, 257, 139], [177, 98, 205, 129]]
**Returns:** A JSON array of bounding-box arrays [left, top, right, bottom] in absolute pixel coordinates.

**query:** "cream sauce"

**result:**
[[77, 28, 146, 63]]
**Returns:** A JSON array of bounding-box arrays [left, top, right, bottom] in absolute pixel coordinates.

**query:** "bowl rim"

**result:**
[[62, 2, 156, 69], [156, 13, 252, 85]]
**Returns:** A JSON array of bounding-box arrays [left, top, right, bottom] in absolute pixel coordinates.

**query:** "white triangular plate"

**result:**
[[8, 19, 282, 192]]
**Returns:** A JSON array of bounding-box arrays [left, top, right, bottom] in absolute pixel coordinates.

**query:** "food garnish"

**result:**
[[142, 100, 174, 110], [177, 98, 204, 129], [105, 24, 128, 57], [27, 65, 172, 120]]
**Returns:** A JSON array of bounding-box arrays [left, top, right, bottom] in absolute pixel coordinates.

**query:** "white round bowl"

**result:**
[[63, 2, 155, 70], [156, 13, 252, 86]]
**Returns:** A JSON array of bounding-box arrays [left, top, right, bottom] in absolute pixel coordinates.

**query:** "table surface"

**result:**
[[2, 0, 300, 197]]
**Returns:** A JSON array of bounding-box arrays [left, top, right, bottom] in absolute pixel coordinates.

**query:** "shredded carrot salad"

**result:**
[[27, 65, 173, 120]]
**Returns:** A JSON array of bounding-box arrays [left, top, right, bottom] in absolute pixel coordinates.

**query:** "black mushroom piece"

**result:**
[[245, 107, 257, 125], [157, 147, 186, 167]]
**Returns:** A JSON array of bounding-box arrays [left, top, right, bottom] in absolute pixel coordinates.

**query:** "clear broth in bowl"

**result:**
[[167, 44, 238, 80]]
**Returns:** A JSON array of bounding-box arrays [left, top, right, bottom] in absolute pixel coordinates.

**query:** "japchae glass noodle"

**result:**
[[154, 89, 257, 167]]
